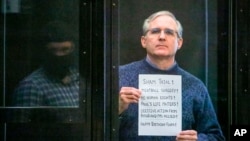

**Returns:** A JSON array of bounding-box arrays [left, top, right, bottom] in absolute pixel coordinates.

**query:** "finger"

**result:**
[[121, 87, 141, 94], [176, 134, 198, 141], [176, 130, 197, 140], [120, 94, 139, 102], [120, 87, 141, 98], [179, 130, 197, 135]]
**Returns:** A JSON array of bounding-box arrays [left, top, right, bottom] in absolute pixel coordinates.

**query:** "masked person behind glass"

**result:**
[[118, 11, 225, 141], [11, 21, 83, 122]]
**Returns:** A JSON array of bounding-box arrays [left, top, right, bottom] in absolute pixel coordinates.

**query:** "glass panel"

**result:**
[[1, 0, 92, 140], [234, 0, 250, 124], [1, 0, 82, 109], [118, 0, 227, 140]]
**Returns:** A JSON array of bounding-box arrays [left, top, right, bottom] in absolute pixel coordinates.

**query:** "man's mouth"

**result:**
[[156, 45, 167, 48]]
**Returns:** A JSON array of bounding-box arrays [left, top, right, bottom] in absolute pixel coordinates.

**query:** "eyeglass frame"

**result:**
[[143, 28, 181, 38]]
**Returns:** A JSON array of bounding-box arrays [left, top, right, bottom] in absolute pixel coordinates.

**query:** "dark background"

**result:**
[[0, 0, 249, 140]]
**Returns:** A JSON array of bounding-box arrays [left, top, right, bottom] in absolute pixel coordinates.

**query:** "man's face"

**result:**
[[43, 41, 76, 79], [46, 41, 74, 56], [141, 15, 183, 60]]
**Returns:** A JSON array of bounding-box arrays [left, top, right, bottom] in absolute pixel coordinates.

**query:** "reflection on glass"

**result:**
[[12, 20, 80, 107], [1, 0, 83, 122]]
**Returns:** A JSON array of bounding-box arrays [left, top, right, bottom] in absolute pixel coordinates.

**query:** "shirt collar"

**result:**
[[146, 56, 176, 71]]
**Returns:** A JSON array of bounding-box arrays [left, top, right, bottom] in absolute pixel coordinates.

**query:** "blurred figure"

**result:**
[[11, 21, 83, 122]]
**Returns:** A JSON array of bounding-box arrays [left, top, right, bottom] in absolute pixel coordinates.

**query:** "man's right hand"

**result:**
[[119, 87, 141, 114]]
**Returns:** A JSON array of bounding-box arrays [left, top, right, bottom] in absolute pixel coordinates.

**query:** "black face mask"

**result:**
[[43, 51, 77, 80]]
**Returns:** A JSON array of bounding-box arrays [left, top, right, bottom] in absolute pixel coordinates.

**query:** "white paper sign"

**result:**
[[138, 74, 182, 136]]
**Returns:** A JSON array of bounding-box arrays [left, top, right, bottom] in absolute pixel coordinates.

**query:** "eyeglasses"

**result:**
[[146, 28, 179, 37]]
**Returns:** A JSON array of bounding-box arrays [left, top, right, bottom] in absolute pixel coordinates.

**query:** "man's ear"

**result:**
[[177, 38, 183, 50], [141, 36, 147, 49]]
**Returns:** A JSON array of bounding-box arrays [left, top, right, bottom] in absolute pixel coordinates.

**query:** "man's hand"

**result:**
[[119, 87, 141, 114], [176, 130, 197, 141]]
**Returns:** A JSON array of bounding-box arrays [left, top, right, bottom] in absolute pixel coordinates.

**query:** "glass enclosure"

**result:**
[[0, 0, 249, 141], [118, 0, 227, 138], [0, 0, 92, 140], [0, 0, 118, 140]]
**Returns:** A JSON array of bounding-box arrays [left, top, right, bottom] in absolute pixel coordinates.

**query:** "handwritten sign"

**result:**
[[138, 74, 182, 136]]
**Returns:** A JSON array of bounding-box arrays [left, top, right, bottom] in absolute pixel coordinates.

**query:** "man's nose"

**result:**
[[159, 30, 166, 40]]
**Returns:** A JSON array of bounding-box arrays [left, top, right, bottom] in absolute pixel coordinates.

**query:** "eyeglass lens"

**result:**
[[149, 28, 176, 36]]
